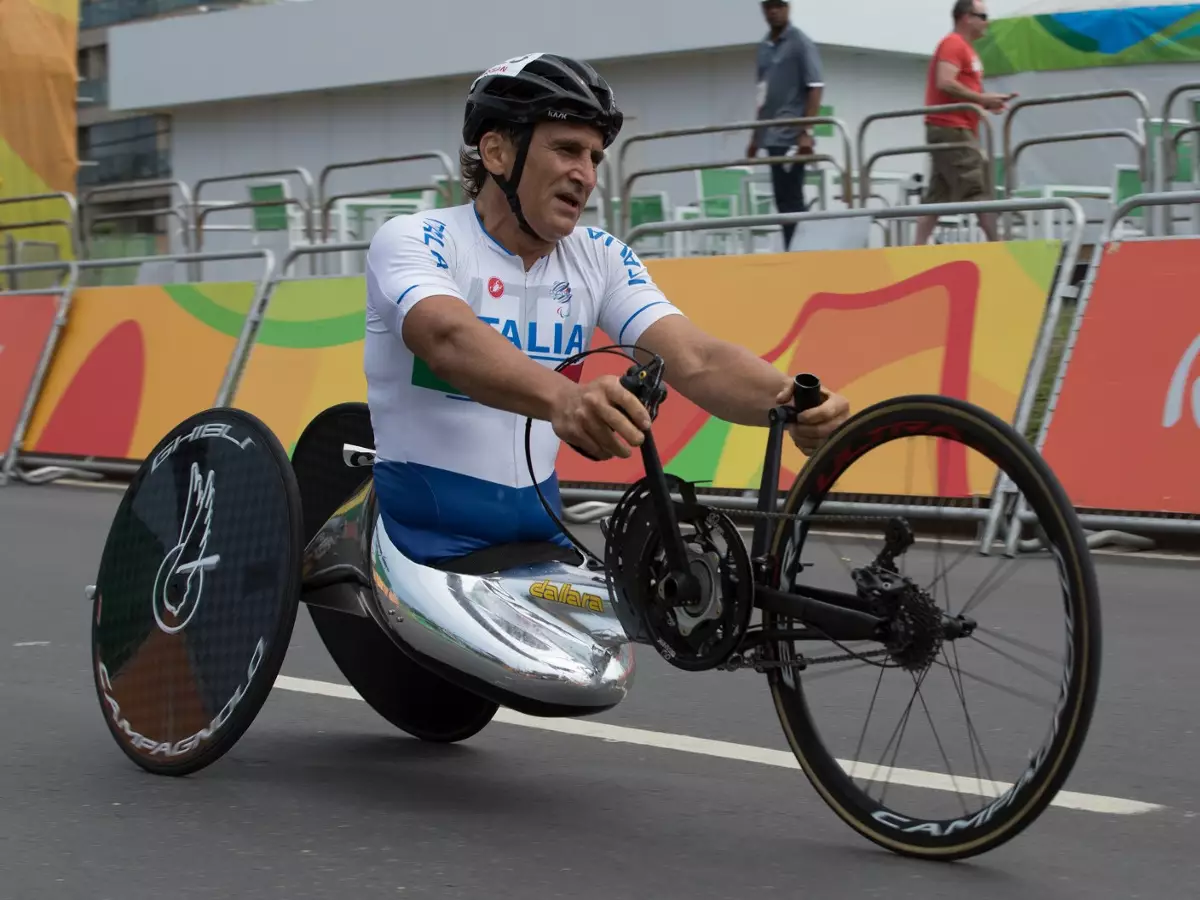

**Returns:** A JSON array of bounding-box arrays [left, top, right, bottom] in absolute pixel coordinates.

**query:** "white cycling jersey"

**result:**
[[363, 202, 684, 564]]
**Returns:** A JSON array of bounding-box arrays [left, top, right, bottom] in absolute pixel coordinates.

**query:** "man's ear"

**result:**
[[479, 131, 513, 179]]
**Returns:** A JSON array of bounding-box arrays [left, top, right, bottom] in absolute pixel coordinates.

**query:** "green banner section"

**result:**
[[979, 6, 1200, 75]]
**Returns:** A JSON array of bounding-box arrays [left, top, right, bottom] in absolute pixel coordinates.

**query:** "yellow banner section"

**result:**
[[17, 241, 1062, 497], [559, 240, 1064, 497], [22, 283, 256, 461], [0, 0, 79, 261]]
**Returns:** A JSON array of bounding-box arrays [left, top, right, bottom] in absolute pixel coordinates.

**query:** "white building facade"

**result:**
[[102, 0, 1034, 268]]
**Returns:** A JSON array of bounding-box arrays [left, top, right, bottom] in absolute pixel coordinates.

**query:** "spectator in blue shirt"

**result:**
[[747, 0, 825, 251]]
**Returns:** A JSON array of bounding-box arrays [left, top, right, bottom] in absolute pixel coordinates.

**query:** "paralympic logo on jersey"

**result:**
[[553, 280, 573, 318]]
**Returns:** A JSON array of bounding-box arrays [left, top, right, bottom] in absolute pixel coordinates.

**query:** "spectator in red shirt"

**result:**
[[913, 0, 1015, 245]]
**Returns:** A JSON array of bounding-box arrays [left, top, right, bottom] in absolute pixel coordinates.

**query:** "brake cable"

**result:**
[[523, 343, 656, 568]]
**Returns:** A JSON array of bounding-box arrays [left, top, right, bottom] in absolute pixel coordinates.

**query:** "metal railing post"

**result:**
[[1002, 89, 1151, 236], [0, 260, 79, 485], [0, 192, 81, 261], [855, 104, 994, 208], [615, 116, 854, 238]]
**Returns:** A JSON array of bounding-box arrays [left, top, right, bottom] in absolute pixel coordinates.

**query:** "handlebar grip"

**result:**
[[792, 373, 823, 414]]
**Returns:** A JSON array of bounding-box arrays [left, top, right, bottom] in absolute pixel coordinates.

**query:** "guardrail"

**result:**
[[192, 168, 317, 269], [855, 104, 995, 207], [0, 193, 81, 261], [316, 152, 457, 242], [615, 116, 854, 238], [80, 179, 196, 256], [0, 260, 79, 485], [1002, 89, 1152, 236]]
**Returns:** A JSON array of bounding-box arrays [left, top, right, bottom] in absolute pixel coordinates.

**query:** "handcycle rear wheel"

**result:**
[[292, 402, 498, 743], [764, 394, 1101, 861]]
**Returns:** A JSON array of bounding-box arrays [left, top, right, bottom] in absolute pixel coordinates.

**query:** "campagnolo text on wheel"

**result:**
[[86, 52, 1101, 862]]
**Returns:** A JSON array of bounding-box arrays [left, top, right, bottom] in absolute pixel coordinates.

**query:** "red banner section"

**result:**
[[1040, 240, 1200, 514], [0, 294, 58, 455]]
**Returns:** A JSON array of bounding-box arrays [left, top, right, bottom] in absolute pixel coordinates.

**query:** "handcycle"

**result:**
[[87, 344, 1101, 862]]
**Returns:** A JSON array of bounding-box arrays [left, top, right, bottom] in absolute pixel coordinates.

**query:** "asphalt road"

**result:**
[[2, 481, 1199, 899]]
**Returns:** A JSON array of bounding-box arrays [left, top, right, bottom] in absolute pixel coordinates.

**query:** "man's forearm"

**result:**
[[938, 79, 985, 105], [674, 340, 790, 427], [419, 314, 569, 420]]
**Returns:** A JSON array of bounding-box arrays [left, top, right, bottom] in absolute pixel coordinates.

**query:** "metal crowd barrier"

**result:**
[[1158, 82, 1200, 235], [6, 250, 276, 484], [0, 260, 79, 485], [216, 241, 371, 405], [614, 116, 854, 239], [80, 179, 196, 256], [192, 167, 317, 262], [1002, 89, 1151, 236], [316, 152, 457, 242], [0, 192, 81, 262], [996, 190, 1200, 555], [855, 104, 995, 207], [601, 197, 1087, 554]]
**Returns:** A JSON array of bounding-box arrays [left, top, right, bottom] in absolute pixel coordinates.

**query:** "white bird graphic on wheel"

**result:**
[[153, 461, 220, 635]]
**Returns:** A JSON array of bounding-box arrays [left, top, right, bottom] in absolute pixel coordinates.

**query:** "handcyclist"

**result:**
[[363, 52, 851, 567]]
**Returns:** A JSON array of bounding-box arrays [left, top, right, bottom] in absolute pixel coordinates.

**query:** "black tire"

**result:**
[[91, 408, 305, 777], [765, 394, 1102, 860], [291, 402, 498, 743], [307, 606, 498, 743]]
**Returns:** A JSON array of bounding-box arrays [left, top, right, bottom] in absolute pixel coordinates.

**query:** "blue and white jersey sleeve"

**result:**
[[365, 213, 465, 341], [582, 228, 685, 345]]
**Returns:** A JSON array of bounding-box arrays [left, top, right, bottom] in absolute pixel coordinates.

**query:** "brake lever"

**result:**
[[567, 357, 667, 462]]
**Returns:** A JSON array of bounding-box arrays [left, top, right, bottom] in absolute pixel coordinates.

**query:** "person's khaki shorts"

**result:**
[[922, 125, 992, 204]]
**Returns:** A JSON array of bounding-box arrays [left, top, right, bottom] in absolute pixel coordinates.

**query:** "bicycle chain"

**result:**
[[668, 501, 912, 672]]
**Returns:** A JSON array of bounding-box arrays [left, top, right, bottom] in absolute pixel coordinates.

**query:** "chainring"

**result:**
[[603, 475, 754, 671]]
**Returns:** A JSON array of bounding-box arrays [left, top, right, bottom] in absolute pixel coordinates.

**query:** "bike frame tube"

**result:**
[[0, 260, 78, 485]]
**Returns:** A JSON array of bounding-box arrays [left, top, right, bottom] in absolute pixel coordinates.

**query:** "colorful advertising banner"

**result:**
[[21, 283, 257, 460], [0, 0, 79, 261], [1040, 240, 1200, 514], [230, 277, 367, 454], [979, 5, 1200, 75], [559, 241, 1064, 498], [0, 293, 59, 456]]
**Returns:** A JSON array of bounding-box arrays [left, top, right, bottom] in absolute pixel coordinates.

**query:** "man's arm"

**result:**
[[402, 296, 572, 422], [635, 313, 787, 426], [635, 313, 850, 453]]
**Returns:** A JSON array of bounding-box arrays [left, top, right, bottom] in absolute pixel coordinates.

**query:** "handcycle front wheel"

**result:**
[[763, 394, 1101, 861]]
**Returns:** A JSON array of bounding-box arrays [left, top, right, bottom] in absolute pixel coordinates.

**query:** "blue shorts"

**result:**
[[373, 460, 571, 566]]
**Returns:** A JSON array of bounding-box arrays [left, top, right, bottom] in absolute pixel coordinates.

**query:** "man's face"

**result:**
[[512, 121, 604, 241], [762, 0, 789, 30], [965, 0, 989, 39]]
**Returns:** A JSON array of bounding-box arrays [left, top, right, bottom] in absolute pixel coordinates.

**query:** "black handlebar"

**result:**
[[792, 373, 823, 415]]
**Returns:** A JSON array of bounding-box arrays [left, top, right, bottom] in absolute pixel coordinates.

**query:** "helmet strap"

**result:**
[[490, 127, 547, 242]]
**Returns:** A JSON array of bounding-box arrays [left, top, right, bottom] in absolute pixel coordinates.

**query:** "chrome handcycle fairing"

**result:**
[[299, 461, 636, 717]]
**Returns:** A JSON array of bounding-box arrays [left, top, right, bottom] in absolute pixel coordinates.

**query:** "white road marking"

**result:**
[[12, 641, 50, 647], [272, 674, 1164, 817]]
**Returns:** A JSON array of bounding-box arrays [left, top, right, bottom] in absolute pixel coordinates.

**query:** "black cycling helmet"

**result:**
[[463, 53, 623, 240]]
